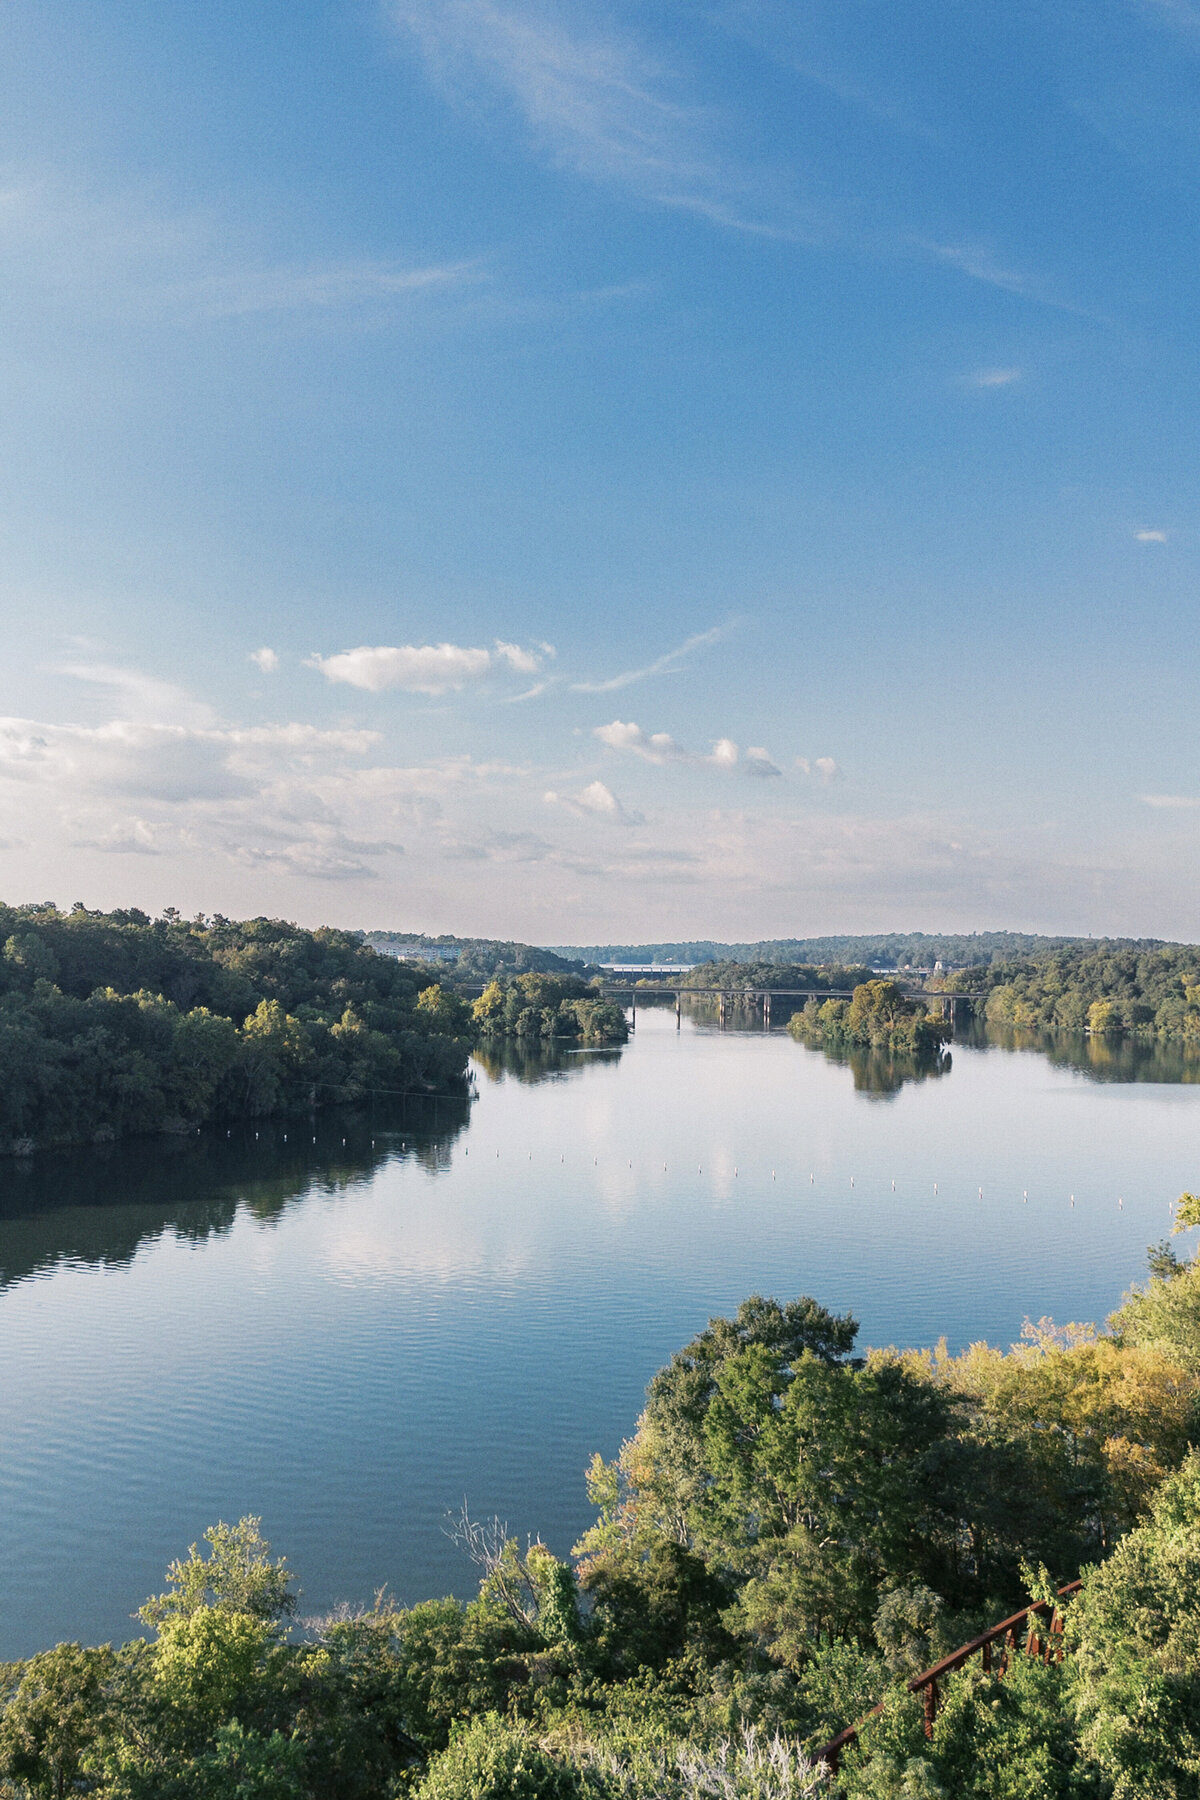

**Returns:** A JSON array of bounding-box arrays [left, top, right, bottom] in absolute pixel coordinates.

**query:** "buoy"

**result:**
[[734, 1167, 738, 1177], [978, 1186, 983, 1199], [1070, 1193, 1075, 1207], [772, 1170, 776, 1181], [891, 1179, 895, 1191], [934, 1183, 938, 1195], [810, 1173, 814, 1183], [1023, 1189, 1027, 1200], [1119, 1196, 1123, 1209], [850, 1176, 854, 1187]]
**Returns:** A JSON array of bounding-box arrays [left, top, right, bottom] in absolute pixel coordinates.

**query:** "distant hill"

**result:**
[[545, 932, 1172, 970], [363, 931, 596, 981]]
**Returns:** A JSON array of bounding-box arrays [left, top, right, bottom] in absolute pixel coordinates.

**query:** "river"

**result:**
[[1, 1005, 1197, 1656]]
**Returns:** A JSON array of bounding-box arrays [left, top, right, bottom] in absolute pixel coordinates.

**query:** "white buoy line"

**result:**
[[446, 1150, 1140, 1213]]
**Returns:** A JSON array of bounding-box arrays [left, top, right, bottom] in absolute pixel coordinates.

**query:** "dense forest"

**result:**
[[365, 934, 595, 981], [4, 1203, 1200, 1799], [472, 973, 629, 1045], [675, 961, 876, 994], [549, 933, 1135, 970], [0, 905, 473, 1154], [947, 942, 1200, 1040], [787, 980, 952, 1057]]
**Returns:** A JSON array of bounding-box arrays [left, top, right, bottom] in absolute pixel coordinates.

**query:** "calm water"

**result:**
[[2, 1008, 1199, 1657]]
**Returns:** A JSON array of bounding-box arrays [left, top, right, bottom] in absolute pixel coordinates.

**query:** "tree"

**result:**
[[139, 1517, 297, 1628]]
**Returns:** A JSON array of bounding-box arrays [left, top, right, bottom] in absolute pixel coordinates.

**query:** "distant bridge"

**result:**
[[455, 978, 977, 1028], [595, 983, 977, 1027]]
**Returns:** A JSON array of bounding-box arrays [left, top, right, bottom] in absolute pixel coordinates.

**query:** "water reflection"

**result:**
[[472, 1039, 625, 1085], [0, 1093, 471, 1292], [969, 1026, 1200, 1085], [817, 1043, 953, 1099]]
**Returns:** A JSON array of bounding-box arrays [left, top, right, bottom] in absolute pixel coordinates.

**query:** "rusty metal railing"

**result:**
[[816, 1579, 1082, 1776]]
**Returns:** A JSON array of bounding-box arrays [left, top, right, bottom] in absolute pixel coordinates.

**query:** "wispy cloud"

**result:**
[[968, 366, 1022, 388], [386, 0, 803, 235], [572, 626, 725, 694], [250, 647, 280, 673], [0, 173, 482, 324], [1141, 793, 1200, 807], [307, 640, 548, 695], [918, 240, 1095, 317], [174, 258, 481, 319], [1135, 528, 1168, 542], [796, 755, 842, 781]]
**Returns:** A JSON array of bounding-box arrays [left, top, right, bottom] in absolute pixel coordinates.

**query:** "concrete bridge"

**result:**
[[594, 983, 977, 1028]]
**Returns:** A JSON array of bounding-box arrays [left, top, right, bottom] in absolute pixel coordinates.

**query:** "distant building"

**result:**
[[386, 944, 461, 963], [600, 962, 695, 975]]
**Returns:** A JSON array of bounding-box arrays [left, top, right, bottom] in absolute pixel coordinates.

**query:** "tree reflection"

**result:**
[[818, 1043, 953, 1100], [471, 1039, 624, 1085], [977, 1026, 1200, 1086], [0, 1093, 470, 1291]]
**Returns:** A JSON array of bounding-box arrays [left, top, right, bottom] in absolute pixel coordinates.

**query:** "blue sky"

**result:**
[[2, 0, 1199, 941]]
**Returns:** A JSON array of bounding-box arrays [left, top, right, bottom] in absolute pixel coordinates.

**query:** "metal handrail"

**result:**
[[816, 1579, 1082, 1775]]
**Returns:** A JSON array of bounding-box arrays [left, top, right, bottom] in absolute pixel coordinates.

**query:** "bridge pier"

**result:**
[[675, 991, 681, 1029]]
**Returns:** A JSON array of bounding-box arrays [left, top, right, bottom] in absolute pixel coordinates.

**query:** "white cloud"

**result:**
[[1141, 793, 1200, 808], [495, 639, 551, 673], [969, 367, 1022, 387], [386, 0, 798, 236], [745, 746, 782, 778], [250, 647, 279, 673], [307, 640, 547, 695], [593, 719, 745, 770], [796, 755, 842, 781], [544, 778, 641, 823], [1135, 529, 1168, 542], [73, 818, 163, 856], [572, 626, 725, 693], [594, 719, 688, 763]]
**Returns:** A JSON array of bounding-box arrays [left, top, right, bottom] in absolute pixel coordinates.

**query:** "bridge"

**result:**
[[592, 984, 977, 1027], [451, 978, 978, 1027]]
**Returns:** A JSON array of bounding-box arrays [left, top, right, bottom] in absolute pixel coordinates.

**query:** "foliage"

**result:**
[[0, 904, 471, 1151], [365, 934, 594, 982], [786, 983, 951, 1057], [1067, 1452, 1200, 1797], [676, 962, 875, 994], [472, 974, 628, 1045], [4, 1237, 1200, 1797], [971, 941, 1200, 1041], [551, 934, 1104, 971]]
